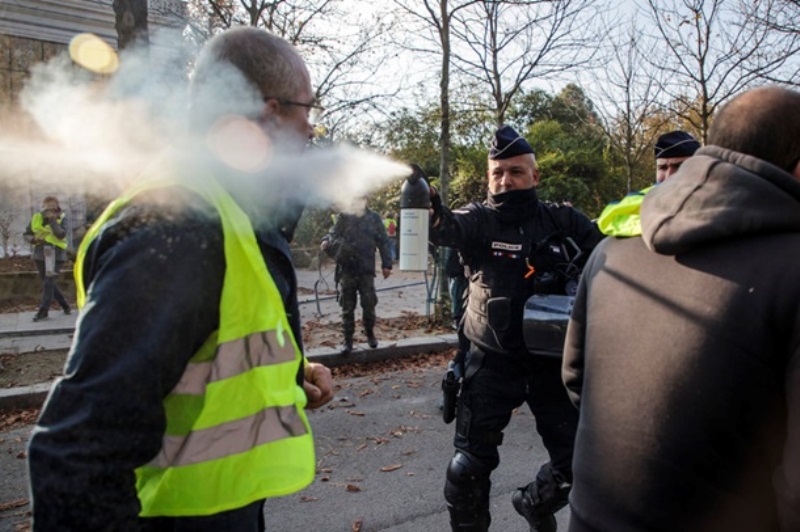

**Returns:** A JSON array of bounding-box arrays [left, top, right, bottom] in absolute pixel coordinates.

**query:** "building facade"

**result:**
[[0, 0, 185, 256]]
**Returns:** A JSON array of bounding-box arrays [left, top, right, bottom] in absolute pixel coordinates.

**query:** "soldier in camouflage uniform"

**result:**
[[321, 205, 392, 354]]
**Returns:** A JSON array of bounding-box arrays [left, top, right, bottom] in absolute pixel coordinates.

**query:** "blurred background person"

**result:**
[[383, 211, 398, 263], [23, 195, 70, 321], [321, 198, 392, 354]]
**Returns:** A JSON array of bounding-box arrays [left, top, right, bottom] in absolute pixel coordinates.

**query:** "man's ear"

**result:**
[[532, 168, 540, 187], [261, 98, 281, 123], [793, 159, 800, 181]]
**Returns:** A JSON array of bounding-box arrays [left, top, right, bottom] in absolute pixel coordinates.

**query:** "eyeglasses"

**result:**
[[264, 97, 325, 124]]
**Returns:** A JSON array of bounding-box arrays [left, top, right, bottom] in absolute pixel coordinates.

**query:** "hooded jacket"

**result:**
[[563, 146, 800, 532]]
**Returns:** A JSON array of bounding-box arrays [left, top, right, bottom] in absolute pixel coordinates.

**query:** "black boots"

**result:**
[[366, 329, 378, 349], [512, 472, 572, 532], [33, 309, 48, 322], [341, 338, 353, 355], [341, 329, 377, 353], [512, 487, 557, 532]]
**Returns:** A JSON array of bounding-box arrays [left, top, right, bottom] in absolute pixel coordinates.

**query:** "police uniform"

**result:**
[[430, 126, 603, 531], [323, 208, 392, 353]]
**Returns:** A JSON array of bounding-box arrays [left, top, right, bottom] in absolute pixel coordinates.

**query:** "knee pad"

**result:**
[[444, 452, 491, 506], [444, 452, 493, 531]]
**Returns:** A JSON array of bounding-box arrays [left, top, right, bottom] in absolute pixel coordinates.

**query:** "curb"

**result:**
[[0, 334, 459, 411], [0, 326, 75, 339]]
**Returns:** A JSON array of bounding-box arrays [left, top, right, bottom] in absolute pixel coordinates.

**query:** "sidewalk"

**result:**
[[0, 264, 457, 410], [0, 267, 575, 531]]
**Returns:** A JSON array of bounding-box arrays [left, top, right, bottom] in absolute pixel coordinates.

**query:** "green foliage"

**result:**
[[377, 82, 695, 219], [525, 117, 608, 217], [506, 89, 555, 129], [450, 144, 487, 206], [383, 105, 441, 177]]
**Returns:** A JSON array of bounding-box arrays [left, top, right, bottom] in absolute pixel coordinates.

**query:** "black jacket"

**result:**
[[27, 187, 304, 529], [430, 188, 602, 355], [323, 209, 392, 276]]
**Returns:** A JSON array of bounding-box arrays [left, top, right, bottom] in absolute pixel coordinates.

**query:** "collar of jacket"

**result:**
[[485, 188, 539, 224]]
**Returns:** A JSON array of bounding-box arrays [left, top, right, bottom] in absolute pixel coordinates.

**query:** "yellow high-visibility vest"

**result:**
[[31, 212, 67, 249], [596, 186, 655, 237], [383, 217, 397, 237], [75, 173, 315, 517]]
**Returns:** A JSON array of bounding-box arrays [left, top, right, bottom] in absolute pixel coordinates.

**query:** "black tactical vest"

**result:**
[[463, 203, 575, 355]]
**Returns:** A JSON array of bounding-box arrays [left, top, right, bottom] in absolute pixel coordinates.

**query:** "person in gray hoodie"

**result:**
[[563, 85, 800, 532]]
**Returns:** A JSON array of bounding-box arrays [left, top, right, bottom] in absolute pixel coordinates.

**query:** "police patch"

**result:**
[[492, 241, 523, 251]]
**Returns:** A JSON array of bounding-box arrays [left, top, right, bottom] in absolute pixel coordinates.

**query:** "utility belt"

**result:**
[[441, 345, 534, 425]]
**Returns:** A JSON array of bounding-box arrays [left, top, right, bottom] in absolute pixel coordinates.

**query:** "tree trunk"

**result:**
[[113, 0, 150, 50], [436, 0, 452, 322]]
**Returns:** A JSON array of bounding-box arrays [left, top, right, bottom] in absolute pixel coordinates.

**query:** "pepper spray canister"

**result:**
[[399, 164, 431, 271]]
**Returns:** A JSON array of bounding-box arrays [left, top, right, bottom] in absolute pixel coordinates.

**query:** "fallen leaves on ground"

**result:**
[[0, 409, 39, 431], [0, 499, 28, 511], [380, 464, 403, 472], [332, 351, 452, 380], [301, 313, 452, 351]]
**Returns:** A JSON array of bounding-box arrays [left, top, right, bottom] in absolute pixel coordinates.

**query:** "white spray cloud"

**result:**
[[4, 28, 411, 221]]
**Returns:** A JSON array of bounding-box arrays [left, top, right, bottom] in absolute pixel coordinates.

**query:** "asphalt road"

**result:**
[[0, 364, 571, 532]]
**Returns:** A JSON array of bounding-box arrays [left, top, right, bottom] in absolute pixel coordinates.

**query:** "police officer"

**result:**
[[322, 199, 392, 354], [597, 130, 701, 237], [429, 125, 603, 532]]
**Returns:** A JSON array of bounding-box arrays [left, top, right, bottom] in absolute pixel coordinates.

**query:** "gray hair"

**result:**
[[190, 27, 306, 127]]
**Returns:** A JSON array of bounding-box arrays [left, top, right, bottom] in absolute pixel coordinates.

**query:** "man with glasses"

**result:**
[[266, 97, 325, 125], [28, 27, 333, 531]]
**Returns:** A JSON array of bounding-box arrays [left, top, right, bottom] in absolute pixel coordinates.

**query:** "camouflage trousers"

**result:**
[[338, 271, 378, 340]]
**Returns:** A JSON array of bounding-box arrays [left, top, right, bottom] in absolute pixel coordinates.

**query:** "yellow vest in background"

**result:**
[[596, 186, 654, 237], [31, 212, 67, 249]]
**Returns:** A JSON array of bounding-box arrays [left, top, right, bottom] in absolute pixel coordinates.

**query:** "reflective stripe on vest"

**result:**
[[74, 173, 315, 517], [31, 212, 67, 249], [596, 186, 654, 237]]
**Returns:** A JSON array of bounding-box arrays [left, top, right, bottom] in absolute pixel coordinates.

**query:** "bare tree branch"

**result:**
[[586, 19, 670, 194], [449, 0, 603, 126], [645, 0, 800, 142]]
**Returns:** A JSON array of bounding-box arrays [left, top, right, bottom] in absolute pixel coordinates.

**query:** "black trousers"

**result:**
[[34, 259, 69, 313], [453, 348, 577, 489], [141, 499, 266, 531]]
